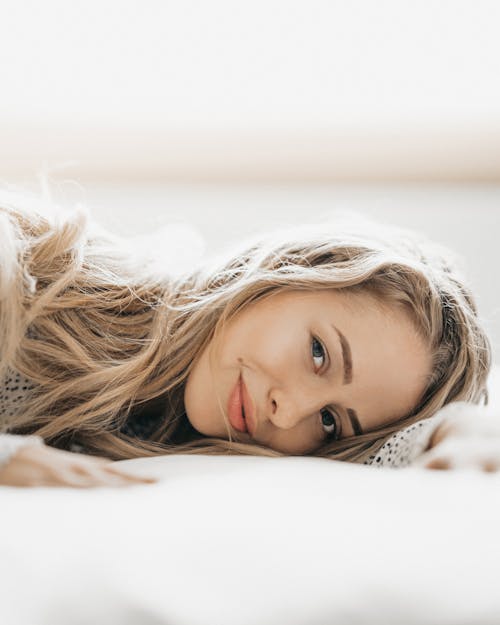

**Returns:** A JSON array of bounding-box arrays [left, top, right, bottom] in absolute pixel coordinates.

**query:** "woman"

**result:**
[[0, 191, 494, 487]]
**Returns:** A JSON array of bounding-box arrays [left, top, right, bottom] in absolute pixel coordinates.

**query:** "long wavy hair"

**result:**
[[0, 189, 492, 463]]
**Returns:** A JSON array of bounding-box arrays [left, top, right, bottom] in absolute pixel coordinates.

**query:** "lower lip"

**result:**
[[227, 374, 247, 433]]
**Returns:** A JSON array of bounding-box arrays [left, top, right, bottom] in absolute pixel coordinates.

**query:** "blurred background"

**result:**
[[1, 0, 499, 358]]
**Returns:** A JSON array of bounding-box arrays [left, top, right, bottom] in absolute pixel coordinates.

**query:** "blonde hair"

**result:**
[[0, 191, 491, 463]]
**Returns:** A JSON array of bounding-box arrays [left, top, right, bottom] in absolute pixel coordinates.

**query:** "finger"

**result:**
[[69, 460, 155, 483], [61, 464, 138, 488], [84, 465, 156, 487], [425, 457, 452, 470], [65, 473, 133, 489], [39, 474, 101, 489], [411, 448, 454, 470], [95, 459, 157, 483], [483, 461, 498, 473], [102, 466, 157, 484]]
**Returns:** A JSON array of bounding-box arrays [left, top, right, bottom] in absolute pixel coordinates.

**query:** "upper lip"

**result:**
[[240, 375, 256, 437]]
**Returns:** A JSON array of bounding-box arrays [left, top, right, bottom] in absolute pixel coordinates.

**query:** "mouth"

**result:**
[[239, 376, 255, 437], [227, 374, 248, 434]]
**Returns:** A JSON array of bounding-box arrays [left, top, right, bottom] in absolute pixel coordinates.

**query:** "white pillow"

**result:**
[[1, 452, 500, 625]]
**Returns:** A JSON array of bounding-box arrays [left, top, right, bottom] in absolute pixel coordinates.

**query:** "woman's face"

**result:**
[[183, 289, 432, 454]]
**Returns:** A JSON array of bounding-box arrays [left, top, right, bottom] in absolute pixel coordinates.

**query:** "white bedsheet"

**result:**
[[1, 451, 500, 625]]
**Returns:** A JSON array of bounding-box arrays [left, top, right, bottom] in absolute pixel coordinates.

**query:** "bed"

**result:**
[[1, 371, 500, 625]]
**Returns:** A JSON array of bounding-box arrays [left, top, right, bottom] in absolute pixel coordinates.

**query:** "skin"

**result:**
[[184, 289, 432, 454]]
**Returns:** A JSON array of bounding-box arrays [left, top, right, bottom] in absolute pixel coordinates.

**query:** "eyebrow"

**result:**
[[332, 326, 353, 385], [331, 325, 363, 435], [347, 408, 363, 436]]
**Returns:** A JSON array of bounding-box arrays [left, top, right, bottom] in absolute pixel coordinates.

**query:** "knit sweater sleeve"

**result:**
[[363, 412, 448, 468], [0, 369, 38, 430], [0, 368, 44, 471]]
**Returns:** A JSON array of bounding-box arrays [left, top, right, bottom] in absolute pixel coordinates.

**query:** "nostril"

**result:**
[[271, 399, 277, 414]]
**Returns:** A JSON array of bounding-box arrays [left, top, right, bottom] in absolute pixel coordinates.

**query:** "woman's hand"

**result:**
[[413, 402, 500, 472], [0, 442, 157, 488]]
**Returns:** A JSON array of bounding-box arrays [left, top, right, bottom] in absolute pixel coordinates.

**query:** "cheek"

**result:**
[[265, 422, 323, 455], [238, 323, 295, 371], [184, 347, 226, 436], [183, 358, 206, 429], [225, 293, 317, 374], [220, 320, 271, 366]]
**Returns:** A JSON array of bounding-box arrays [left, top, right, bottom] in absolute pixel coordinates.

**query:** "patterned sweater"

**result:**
[[0, 369, 446, 471]]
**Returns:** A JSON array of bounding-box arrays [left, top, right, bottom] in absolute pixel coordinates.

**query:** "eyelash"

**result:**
[[311, 336, 341, 440]]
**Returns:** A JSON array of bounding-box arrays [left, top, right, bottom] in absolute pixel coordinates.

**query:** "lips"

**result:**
[[240, 377, 255, 437], [227, 373, 256, 436], [227, 374, 247, 433]]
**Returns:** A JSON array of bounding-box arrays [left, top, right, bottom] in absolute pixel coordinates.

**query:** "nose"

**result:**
[[268, 388, 317, 431]]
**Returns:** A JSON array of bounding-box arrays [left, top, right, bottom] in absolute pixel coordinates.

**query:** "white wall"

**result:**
[[1, 0, 499, 182]]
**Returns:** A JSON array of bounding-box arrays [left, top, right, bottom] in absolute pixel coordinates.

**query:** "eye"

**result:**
[[320, 408, 340, 439], [311, 336, 327, 371]]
